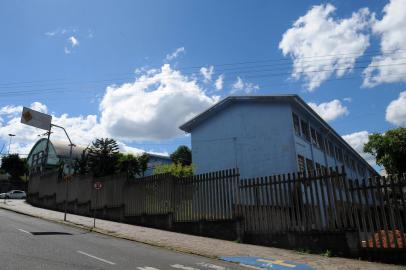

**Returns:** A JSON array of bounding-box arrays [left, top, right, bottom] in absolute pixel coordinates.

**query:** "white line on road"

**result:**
[[17, 228, 31, 234], [77, 250, 116, 265], [137, 267, 160, 270], [196, 263, 226, 270], [171, 264, 200, 270]]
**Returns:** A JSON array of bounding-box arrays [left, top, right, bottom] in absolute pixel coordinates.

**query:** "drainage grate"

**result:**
[[30, 232, 73, 236]]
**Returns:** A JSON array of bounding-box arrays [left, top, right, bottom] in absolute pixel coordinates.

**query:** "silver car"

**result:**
[[1, 190, 26, 199]]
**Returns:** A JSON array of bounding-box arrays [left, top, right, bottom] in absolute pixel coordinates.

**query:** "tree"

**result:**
[[170, 145, 192, 166], [74, 150, 89, 175], [153, 163, 194, 177], [117, 153, 140, 179], [88, 138, 120, 177], [364, 128, 406, 174], [1, 154, 28, 181], [138, 152, 150, 177]]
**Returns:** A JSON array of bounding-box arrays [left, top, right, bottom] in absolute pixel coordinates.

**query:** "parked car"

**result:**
[[1, 190, 26, 199]]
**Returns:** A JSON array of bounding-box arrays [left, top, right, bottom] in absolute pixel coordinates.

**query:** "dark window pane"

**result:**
[[301, 120, 310, 141], [316, 132, 324, 150], [306, 158, 314, 174], [292, 113, 301, 136], [298, 155, 305, 173]]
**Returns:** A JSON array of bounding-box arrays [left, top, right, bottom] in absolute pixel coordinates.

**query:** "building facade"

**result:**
[[180, 95, 376, 179], [143, 154, 172, 177]]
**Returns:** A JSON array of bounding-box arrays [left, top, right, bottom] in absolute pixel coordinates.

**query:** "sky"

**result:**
[[0, 0, 406, 170]]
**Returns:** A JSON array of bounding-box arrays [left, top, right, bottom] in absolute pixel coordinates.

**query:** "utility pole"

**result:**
[[7, 134, 15, 154]]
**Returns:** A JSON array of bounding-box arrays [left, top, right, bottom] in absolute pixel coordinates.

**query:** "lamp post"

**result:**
[[7, 134, 15, 154]]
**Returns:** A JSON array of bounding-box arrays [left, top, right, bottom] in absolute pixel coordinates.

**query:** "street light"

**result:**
[[7, 134, 15, 154]]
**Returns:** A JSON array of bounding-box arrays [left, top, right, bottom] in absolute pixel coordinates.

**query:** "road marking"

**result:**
[[171, 264, 200, 270], [137, 267, 160, 270], [196, 263, 226, 270], [257, 259, 295, 268], [239, 264, 264, 270], [77, 250, 116, 265], [17, 228, 31, 234]]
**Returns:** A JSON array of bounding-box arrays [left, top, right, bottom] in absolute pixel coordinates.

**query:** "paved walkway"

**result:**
[[1, 200, 405, 270]]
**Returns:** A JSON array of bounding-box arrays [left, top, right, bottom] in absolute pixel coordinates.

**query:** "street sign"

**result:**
[[20, 107, 52, 131], [94, 182, 103, 190]]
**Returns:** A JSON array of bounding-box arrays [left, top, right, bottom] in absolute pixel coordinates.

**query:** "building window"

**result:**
[[344, 154, 349, 166], [357, 164, 365, 177], [351, 159, 356, 170], [306, 158, 314, 174], [298, 155, 305, 173], [292, 113, 301, 136], [325, 139, 330, 155], [316, 132, 324, 150], [301, 120, 310, 141], [321, 165, 328, 175], [334, 146, 343, 162], [315, 162, 321, 174], [329, 141, 334, 157], [310, 127, 318, 146]]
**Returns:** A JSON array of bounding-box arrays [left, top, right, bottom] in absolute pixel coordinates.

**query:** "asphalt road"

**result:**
[[0, 208, 248, 270]]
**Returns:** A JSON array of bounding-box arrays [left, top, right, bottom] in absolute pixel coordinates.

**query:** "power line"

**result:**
[[0, 61, 406, 98], [1, 48, 406, 89]]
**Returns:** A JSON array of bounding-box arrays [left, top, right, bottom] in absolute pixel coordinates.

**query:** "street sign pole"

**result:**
[[94, 191, 97, 228], [93, 181, 102, 228]]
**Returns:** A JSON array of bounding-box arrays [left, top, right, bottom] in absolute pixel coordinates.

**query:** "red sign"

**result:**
[[93, 182, 103, 190]]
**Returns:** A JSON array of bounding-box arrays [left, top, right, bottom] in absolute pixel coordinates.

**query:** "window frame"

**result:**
[[300, 120, 310, 141], [297, 155, 305, 173], [292, 113, 301, 137]]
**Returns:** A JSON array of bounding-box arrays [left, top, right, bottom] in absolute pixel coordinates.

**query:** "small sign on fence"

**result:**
[[93, 181, 103, 190]]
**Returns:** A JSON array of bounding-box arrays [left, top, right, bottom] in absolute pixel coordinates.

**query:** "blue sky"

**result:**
[[0, 0, 405, 168]]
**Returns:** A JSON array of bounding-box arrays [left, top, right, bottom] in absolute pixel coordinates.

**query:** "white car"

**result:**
[[2, 190, 26, 199]]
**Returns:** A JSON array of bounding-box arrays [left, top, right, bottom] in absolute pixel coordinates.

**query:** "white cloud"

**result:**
[[279, 4, 371, 91], [30, 102, 48, 113], [0, 105, 22, 116], [231, 77, 259, 94], [0, 102, 104, 155], [342, 131, 375, 166], [45, 28, 74, 37], [343, 97, 352, 103], [165, 47, 185, 61], [363, 0, 406, 87], [68, 36, 79, 47], [386, 91, 406, 127], [64, 47, 71, 54], [308, 99, 349, 122], [118, 143, 168, 157], [232, 77, 244, 90], [45, 31, 57, 37], [214, 74, 224, 91], [0, 64, 221, 155], [200, 66, 214, 82], [99, 64, 219, 141]]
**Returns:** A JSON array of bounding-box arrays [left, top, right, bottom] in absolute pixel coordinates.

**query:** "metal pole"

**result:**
[[50, 124, 74, 222], [7, 134, 15, 154], [43, 128, 52, 173], [94, 190, 97, 228]]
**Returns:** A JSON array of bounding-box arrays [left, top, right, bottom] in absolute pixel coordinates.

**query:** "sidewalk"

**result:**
[[1, 200, 404, 270]]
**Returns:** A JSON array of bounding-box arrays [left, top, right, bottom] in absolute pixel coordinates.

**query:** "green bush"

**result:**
[[153, 163, 194, 177]]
